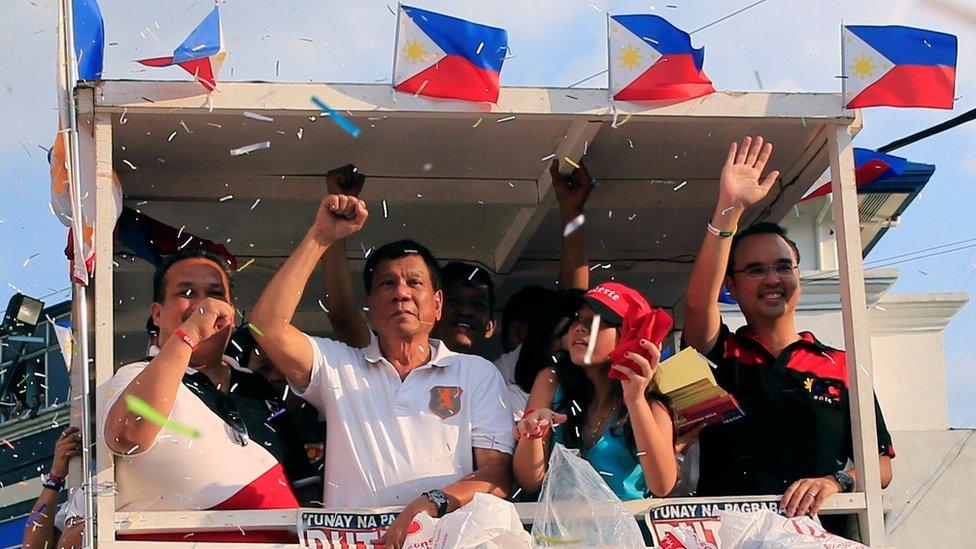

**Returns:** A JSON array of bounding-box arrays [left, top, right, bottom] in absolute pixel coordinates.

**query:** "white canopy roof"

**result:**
[[94, 81, 857, 356]]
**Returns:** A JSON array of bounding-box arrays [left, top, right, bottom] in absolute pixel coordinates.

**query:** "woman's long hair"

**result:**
[[537, 294, 676, 453], [552, 350, 675, 453], [513, 289, 587, 394]]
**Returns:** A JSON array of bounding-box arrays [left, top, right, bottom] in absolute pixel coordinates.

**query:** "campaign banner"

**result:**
[[298, 510, 399, 549], [647, 498, 781, 546]]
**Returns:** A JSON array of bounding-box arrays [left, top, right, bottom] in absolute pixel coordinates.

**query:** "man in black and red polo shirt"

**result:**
[[682, 136, 894, 522]]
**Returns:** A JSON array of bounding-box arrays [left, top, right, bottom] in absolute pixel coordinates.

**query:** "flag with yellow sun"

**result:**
[[608, 14, 714, 102], [392, 5, 508, 103], [842, 25, 956, 109]]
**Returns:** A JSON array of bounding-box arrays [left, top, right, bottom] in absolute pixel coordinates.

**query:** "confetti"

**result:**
[[297, 128, 304, 140], [310, 96, 362, 138], [414, 80, 430, 96], [236, 258, 255, 272], [242, 111, 274, 122], [564, 156, 580, 169], [317, 299, 330, 314], [673, 181, 688, 192], [382, 199, 389, 218], [167, 131, 177, 142], [121, 159, 138, 171], [563, 214, 585, 237], [230, 141, 271, 156], [540, 153, 556, 162], [496, 115, 516, 123], [472, 117, 482, 128], [0, 438, 14, 449], [583, 314, 600, 365], [219, 194, 234, 202], [476, 42, 484, 55], [250, 198, 261, 210], [124, 395, 199, 438], [267, 408, 286, 422], [247, 323, 265, 337]]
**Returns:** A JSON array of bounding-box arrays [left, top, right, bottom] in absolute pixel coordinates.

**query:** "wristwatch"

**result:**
[[833, 470, 854, 492], [423, 489, 450, 518]]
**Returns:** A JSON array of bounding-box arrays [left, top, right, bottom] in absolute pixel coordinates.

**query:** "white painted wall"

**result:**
[[884, 429, 976, 549]]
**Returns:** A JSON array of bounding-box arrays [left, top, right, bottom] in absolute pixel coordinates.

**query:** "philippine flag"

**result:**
[[609, 14, 715, 102], [843, 25, 957, 109], [138, 7, 227, 92], [393, 5, 508, 103], [800, 148, 909, 202]]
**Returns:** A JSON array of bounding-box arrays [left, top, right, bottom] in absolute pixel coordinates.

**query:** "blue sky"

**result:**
[[2, 0, 975, 425]]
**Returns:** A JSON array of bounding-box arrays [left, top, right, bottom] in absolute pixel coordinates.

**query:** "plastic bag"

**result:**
[[716, 510, 868, 549], [402, 493, 532, 549], [531, 443, 645, 547]]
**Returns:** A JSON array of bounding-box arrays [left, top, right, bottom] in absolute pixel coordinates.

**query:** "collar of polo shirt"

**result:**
[[362, 336, 457, 369]]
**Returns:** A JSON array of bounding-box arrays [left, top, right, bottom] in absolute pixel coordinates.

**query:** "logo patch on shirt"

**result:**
[[429, 386, 463, 419], [803, 376, 842, 404]]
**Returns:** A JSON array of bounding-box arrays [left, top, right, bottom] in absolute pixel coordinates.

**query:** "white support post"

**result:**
[[828, 124, 886, 546], [92, 108, 117, 546]]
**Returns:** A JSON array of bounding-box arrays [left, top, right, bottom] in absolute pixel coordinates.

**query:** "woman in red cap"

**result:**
[[512, 282, 677, 500]]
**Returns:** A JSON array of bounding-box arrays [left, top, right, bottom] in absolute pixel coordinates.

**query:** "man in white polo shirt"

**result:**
[[250, 194, 514, 548]]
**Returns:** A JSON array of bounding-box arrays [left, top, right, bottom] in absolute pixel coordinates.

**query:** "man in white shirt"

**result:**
[[250, 194, 515, 548]]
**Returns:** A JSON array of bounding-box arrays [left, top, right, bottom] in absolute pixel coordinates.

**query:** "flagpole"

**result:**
[[390, 2, 403, 92], [58, 1, 96, 547], [840, 18, 847, 110], [605, 11, 612, 103]]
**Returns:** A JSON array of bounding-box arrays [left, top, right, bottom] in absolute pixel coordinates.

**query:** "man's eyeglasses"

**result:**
[[732, 263, 799, 280]]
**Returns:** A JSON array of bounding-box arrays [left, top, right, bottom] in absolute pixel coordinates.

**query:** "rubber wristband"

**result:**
[[43, 474, 65, 492], [173, 327, 199, 351], [707, 222, 736, 238]]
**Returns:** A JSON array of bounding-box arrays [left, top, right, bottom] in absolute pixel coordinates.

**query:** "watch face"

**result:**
[[427, 490, 448, 505], [835, 470, 854, 490]]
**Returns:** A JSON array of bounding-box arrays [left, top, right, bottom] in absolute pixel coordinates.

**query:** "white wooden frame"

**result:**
[[84, 81, 885, 547]]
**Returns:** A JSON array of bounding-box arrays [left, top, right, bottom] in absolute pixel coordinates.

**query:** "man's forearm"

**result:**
[[104, 341, 192, 453], [683, 204, 743, 351], [252, 232, 331, 334], [321, 238, 371, 347], [441, 462, 512, 512], [559, 209, 589, 290], [22, 488, 60, 549]]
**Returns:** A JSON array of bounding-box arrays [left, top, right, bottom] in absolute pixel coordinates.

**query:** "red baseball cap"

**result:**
[[583, 282, 651, 326]]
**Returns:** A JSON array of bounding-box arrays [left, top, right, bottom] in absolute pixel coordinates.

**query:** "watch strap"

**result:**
[[423, 490, 449, 518]]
